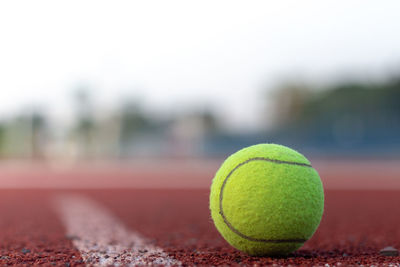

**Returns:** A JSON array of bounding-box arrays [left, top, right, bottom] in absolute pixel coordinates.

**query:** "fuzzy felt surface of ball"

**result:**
[[209, 144, 324, 256]]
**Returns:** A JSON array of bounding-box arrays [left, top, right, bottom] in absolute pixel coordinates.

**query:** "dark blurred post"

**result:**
[[201, 110, 218, 134], [73, 89, 95, 159], [30, 111, 47, 160]]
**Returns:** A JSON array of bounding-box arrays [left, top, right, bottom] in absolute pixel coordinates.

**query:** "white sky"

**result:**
[[1, 1, 400, 132]]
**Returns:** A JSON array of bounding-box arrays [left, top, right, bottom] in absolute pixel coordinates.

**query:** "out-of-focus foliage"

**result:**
[[0, 76, 400, 160], [0, 111, 48, 159], [119, 101, 153, 142], [204, 76, 400, 156], [0, 124, 5, 157], [270, 77, 400, 153]]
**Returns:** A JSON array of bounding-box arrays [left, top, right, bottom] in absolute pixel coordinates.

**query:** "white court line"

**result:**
[[55, 195, 182, 266]]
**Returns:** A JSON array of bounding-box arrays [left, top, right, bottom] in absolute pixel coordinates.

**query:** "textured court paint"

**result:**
[[210, 144, 324, 256], [55, 195, 181, 266]]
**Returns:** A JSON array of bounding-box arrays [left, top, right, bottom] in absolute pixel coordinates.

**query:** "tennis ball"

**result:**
[[209, 143, 324, 256]]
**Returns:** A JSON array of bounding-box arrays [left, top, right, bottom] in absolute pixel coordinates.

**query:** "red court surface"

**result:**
[[0, 160, 399, 266]]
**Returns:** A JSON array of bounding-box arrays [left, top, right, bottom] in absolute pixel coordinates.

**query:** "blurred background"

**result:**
[[0, 1, 400, 163]]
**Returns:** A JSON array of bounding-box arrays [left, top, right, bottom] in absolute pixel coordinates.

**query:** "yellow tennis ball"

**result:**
[[209, 144, 324, 256]]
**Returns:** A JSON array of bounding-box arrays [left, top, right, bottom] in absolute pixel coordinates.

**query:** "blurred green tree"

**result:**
[[0, 123, 5, 157], [119, 100, 152, 145], [270, 77, 400, 149]]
